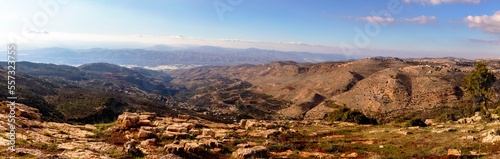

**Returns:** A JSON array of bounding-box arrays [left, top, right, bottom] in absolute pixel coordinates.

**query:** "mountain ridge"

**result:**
[[12, 46, 349, 67]]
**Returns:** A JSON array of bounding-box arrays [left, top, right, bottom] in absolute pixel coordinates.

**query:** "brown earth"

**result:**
[[171, 57, 500, 120]]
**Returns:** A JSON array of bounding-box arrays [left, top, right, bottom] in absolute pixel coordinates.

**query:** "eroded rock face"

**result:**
[[115, 112, 140, 130], [231, 146, 269, 159], [137, 128, 155, 139], [15, 104, 42, 121]]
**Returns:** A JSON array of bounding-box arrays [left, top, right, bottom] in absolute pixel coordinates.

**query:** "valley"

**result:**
[[1, 57, 500, 158]]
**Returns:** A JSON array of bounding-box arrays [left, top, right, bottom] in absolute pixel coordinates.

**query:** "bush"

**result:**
[[433, 104, 482, 122], [320, 142, 340, 153], [435, 113, 457, 123], [325, 106, 377, 125], [492, 108, 500, 116], [404, 119, 427, 127], [269, 143, 291, 152]]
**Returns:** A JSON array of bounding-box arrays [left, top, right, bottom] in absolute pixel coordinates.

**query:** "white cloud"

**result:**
[[358, 16, 396, 23], [403, 0, 480, 5], [464, 11, 500, 34], [401, 16, 437, 24]]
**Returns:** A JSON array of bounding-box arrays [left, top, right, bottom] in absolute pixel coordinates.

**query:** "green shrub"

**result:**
[[31, 142, 58, 152], [325, 105, 377, 125], [268, 143, 291, 152], [435, 113, 457, 123], [492, 108, 500, 116], [42, 132, 53, 137], [320, 142, 340, 153], [404, 119, 427, 127]]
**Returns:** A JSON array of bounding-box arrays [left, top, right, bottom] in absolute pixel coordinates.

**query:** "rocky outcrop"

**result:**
[[15, 104, 42, 121], [482, 129, 500, 143], [447, 149, 461, 156], [4, 102, 500, 158], [231, 146, 269, 159], [115, 112, 140, 130]]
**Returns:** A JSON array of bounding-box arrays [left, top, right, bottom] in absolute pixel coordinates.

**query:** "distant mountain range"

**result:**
[[14, 45, 349, 67]]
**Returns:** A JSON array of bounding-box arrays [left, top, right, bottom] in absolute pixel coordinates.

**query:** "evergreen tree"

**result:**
[[463, 61, 496, 115]]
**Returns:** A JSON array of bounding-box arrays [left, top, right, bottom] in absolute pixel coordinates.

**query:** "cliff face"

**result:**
[[171, 58, 500, 120]]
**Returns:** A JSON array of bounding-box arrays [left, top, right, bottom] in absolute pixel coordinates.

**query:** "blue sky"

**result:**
[[1, 0, 499, 58]]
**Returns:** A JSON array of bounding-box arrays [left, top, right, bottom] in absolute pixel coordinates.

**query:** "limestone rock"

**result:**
[[201, 128, 215, 138], [299, 151, 336, 158], [447, 149, 461, 156], [431, 128, 457, 133], [201, 138, 219, 148], [137, 120, 152, 126], [164, 144, 184, 154], [188, 129, 201, 135], [231, 146, 269, 159], [59, 149, 102, 159], [139, 112, 156, 120], [482, 135, 500, 143], [177, 114, 190, 120], [460, 135, 476, 141], [396, 130, 412, 135], [124, 139, 143, 156], [239, 119, 248, 129], [116, 112, 140, 129], [424, 119, 434, 126], [138, 129, 155, 139], [167, 125, 188, 133], [341, 152, 359, 158], [15, 104, 42, 121], [184, 142, 202, 153]]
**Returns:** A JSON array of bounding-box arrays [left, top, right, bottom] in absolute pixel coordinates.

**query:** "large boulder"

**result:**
[[115, 112, 140, 130], [14, 103, 42, 121], [201, 128, 215, 138], [447, 149, 461, 156], [231, 146, 269, 159], [139, 112, 156, 120], [137, 129, 155, 139], [167, 125, 188, 133]]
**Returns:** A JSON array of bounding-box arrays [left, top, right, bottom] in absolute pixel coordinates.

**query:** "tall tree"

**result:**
[[463, 61, 496, 115]]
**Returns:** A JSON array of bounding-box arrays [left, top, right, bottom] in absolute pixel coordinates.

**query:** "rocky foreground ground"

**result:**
[[1, 102, 500, 159]]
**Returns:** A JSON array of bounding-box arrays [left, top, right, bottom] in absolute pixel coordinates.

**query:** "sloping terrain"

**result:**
[[1, 58, 499, 124], [0, 62, 182, 123], [170, 57, 500, 121]]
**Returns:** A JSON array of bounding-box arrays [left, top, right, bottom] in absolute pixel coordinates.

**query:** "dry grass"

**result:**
[[268, 122, 500, 158]]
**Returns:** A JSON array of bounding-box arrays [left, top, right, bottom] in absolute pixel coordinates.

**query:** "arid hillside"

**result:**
[[171, 57, 500, 121]]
